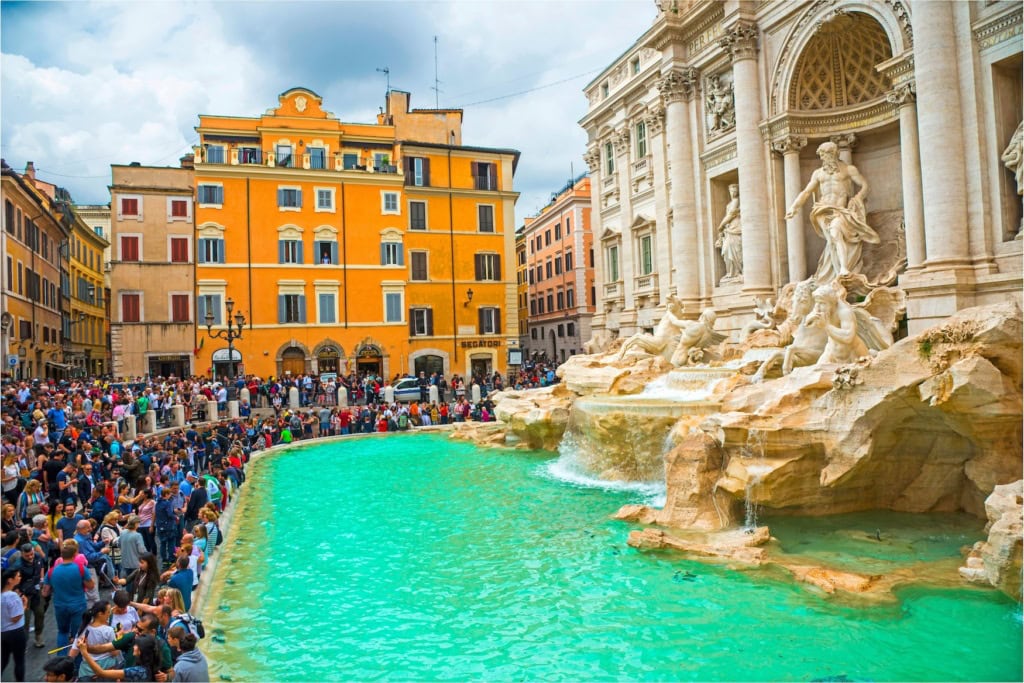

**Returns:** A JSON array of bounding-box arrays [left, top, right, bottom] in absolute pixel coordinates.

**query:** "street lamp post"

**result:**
[[205, 296, 246, 380]]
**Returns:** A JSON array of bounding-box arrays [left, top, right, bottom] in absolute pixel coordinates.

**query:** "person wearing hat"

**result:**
[[182, 473, 207, 532]]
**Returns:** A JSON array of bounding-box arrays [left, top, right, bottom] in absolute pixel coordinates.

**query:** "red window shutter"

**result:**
[[121, 198, 138, 216], [170, 237, 188, 263], [171, 200, 188, 217], [171, 294, 190, 322], [122, 294, 140, 322], [121, 236, 139, 261]]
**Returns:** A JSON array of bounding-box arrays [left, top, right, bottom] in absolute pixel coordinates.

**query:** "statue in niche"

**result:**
[[705, 75, 735, 133], [669, 309, 727, 367], [1001, 120, 1023, 239], [716, 183, 743, 283], [785, 141, 880, 284], [615, 295, 685, 362]]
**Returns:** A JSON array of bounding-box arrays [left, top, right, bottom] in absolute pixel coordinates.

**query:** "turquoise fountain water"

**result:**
[[201, 434, 1022, 682]]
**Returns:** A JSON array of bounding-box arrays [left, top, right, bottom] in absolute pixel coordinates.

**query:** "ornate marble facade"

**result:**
[[581, 0, 1023, 337]]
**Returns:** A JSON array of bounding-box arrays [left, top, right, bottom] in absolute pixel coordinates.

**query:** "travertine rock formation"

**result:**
[[960, 480, 1023, 600]]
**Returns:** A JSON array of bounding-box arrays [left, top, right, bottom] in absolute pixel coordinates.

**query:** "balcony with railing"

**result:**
[[194, 146, 400, 175], [634, 272, 658, 296], [603, 281, 623, 299]]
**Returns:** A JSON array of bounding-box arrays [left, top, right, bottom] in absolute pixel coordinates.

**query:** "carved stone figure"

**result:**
[[669, 309, 727, 367], [1001, 120, 1023, 239], [741, 296, 777, 340], [615, 295, 685, 361], [785, 141, 881, 284], [716, 184, 742, 282], [806, 284, 869, 365], [705, 75, 735, 133], [583, 328, 616, 355], [752, 280, 818, 380]]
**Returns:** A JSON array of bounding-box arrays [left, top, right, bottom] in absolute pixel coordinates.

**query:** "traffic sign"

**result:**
[[7, 356, 18, 367]]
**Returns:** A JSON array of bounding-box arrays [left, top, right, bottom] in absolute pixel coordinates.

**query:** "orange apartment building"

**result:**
[[192, 88, 520, 380], [522, 175, 595, 363]]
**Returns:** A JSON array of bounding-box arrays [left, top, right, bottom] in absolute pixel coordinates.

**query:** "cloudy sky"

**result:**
[[1, 0, 655, 222]]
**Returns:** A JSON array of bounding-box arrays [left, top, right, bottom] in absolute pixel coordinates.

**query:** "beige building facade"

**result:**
[[109, 160, 195, 378], [581, 0, 1022, 338]]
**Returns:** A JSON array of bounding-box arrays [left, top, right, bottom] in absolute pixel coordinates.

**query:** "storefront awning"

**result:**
[[45, 361, 74, 370]]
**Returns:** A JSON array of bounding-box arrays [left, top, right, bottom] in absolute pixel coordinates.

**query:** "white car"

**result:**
[[392, 377, 423, 403]]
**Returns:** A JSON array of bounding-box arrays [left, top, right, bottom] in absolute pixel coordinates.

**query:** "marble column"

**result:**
[[887, 83, 926, 269], [772, 135, 808, 282], [911, 0, 970, 266], [720, 21, 773, 294], [613, 126, 636, 314], [645, 105, 673, 305], [658, 67, 701, 310]]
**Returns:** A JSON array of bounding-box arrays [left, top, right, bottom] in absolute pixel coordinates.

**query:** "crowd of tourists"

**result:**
[[0, 366, 552, 680]]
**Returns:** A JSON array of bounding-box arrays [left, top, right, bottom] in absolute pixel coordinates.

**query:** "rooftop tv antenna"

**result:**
[[431, 36, 443, 108], [376, 67, 391, 93]]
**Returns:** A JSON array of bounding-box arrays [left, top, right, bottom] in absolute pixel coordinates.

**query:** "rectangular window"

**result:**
[[536, 265, 543, 283], [472, 162, 497, 191], [567, 289, 575, 308], [279, 240, 303, 264], [566, 216, 572, 233], [385, 293, 402, 323], [198, 238, 224, 264], [406, 157, 429, 187], [565, 251, 573, 270], [409, 201, 427, 230], [239, 147, 261, 165], [478, 307, 500, 335], [382, 192, 399, 213], [315, 241, 338, 265], [545, 230, 551, 246], [316, 189, 334, 211], [546, 293, 553, 311], [554, 258, 562, 276], [279, 294, 306, 324], [605, 141, 614, 175], [409, 307, 433, 335], [4, 256, 10, 290], [278, 188, 302, 208], [528, 270, 534, 285], [197, 294, 222, 326], [636, 121, 647, 158], [381, 242, 402, 266], [276, 144, 293, 168], [530, 299, 537, 315], [120, 197, 139, 217], [538, 297, 544, 314], [640, 235, 653, 275], [309, 147, 326, 170], [120, 236, 139, 262], [343, 153, 358, 170], [373, 153, 389, 171], [555, 223, 562, 240], [4, 201, 12, 235], [477, 205, 494, 233], [121, 293, 140, 323], [474, 253, 500, 281], [170, 199, 189, 218], [558, 324, 564, 338], [410, 252, 428, 281], [545, 261, 552, 279], [318, 293, 336, 324], [19, 320, 31, 340], [205, 145, 225, 164], [171, 294, 190, 323], [557, 291, 564, 310], [631, 57, 640, 75], [170, 237, 189, 263], [567, 322, 575, 337], [608, 245, 620, 282], [197, 185, 224, 205]]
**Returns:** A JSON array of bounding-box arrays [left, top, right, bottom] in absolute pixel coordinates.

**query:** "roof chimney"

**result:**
[[180, 154, 195, 170], [24, 161, 36, 181]]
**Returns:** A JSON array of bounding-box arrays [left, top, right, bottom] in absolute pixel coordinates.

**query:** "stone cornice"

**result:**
[[700, 140, 737, 171], [972, 7, 1023, 50], [719, 20, 759, 63], [760, 97, 899, 142]]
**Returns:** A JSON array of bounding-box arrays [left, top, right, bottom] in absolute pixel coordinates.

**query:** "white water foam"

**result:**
[[539, 455, 667, 506]]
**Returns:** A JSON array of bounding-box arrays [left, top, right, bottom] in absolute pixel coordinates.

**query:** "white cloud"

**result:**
[[1, 0, 655, 219]]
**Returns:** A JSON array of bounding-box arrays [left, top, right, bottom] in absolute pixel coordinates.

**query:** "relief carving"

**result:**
[[705, 73, 735, 135]]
